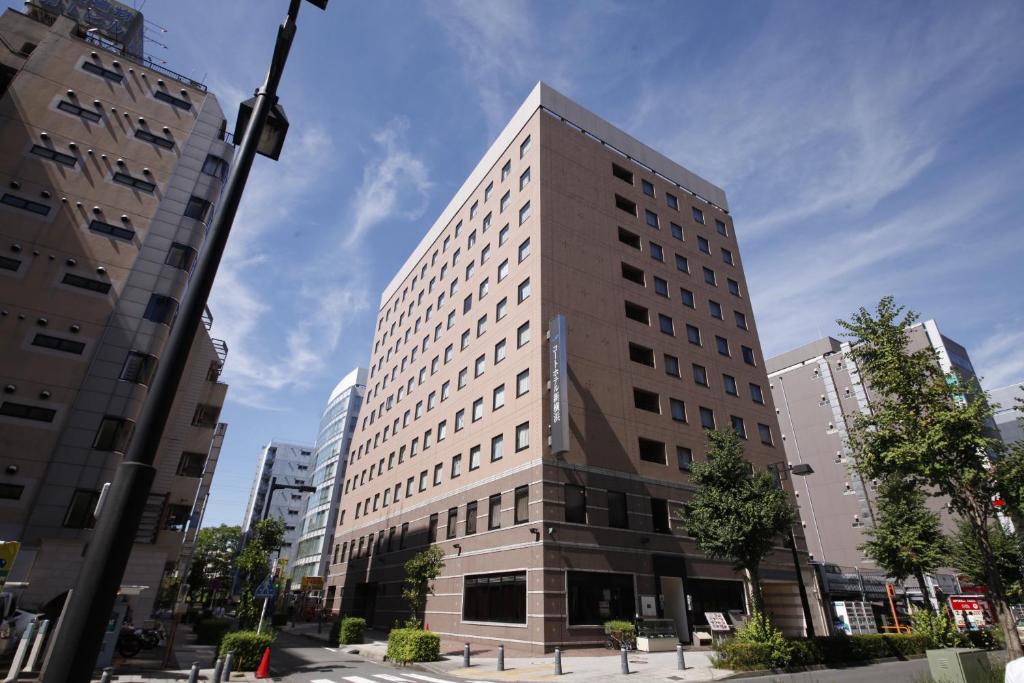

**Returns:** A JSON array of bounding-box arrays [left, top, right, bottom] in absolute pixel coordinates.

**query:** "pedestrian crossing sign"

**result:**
[[254, 575, 275, 599]]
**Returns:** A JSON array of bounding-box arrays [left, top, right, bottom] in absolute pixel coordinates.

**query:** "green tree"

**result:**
[[838, 297, 1019, 657], [676, 429, 796, 614], [992, 391, 1024, 532], [187, 524, 242, 606], [949, 518, 1024, 602], [236, 518, 285, 627], [859, 477, 946, 611], [402, 546, 445, 626]]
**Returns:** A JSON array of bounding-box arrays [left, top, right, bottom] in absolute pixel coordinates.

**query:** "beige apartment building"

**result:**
[[325, 83, 820, 651], [0, 2, 232, 618]]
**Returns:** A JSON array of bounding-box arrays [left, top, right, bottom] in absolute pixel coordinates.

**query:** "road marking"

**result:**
[[405, 675, 466, 683], [323, 647, 338, 652], [373, 675, 414, 682], [342, 677, 379, 683], [311, 679, 339, 683]]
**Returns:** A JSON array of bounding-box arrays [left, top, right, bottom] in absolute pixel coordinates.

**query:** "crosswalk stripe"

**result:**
[[342, 677, 379, 683], [373, 675, 414, 682], [311, 679, 339, 683], [405, 674, 463, 683]]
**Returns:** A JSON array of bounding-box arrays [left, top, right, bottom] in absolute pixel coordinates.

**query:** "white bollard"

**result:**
[[24, 619, 50, 672], [4, 620, 37, 683]]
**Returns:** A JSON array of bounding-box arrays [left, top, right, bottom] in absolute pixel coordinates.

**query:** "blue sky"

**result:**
[[49, 0, 1024, 525]]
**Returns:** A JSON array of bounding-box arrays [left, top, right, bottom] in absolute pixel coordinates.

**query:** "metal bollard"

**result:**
[[676, 643, 686, 670], [222, 651, 234, 680], [497, 643, 505, 671], [212, 656, 224, 682], [620, 646, 629, 674], [463, 642, 471, 667], [4, 620, 36, 683], [186, 661, 201, 683], [98, 667, 113, 683], [554, 647, 562, 675], [24, 618, 50, 672]]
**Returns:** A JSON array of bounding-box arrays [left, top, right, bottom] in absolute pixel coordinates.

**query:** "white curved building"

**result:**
[[290, 367, 366, 592]]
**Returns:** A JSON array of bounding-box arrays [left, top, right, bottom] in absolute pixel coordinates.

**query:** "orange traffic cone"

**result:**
[[255, 646, 271, 679]]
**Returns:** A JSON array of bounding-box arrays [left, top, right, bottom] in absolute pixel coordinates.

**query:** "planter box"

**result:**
[[637, 636, 678, 652]]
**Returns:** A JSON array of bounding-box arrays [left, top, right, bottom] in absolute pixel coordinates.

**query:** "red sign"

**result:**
[[994, 498, 1006, 508], [950, 598, 983, 611]]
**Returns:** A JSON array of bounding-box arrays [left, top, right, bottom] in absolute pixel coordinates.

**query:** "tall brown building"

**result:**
[[0, 2, 232, 618], [326, 83, 820, 651]]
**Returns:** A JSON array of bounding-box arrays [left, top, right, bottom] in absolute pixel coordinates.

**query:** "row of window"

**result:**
[[611, 161, 729, 238], [337, 484, 531, 565], [345, 422, 531, 520], [78, 54, 195, 111]]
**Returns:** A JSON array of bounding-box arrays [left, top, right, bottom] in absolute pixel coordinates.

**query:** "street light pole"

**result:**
[[781, 462, 816, 638], [41, 2, 324, 680]]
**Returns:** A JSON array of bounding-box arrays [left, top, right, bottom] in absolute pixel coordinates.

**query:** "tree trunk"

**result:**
[[970, 510, 1024, 659], [913, 568, 934, 613], [745, 565, 766, 615]]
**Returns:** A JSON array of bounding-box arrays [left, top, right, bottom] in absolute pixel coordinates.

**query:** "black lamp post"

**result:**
[[785, 462, 816, 638], [41, 2, 327, 680]]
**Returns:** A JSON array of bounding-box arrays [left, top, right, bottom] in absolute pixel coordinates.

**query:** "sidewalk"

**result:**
[[422, 647, 732, 682]]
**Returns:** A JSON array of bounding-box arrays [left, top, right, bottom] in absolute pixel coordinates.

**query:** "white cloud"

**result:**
[[974, 330, 1024, 391], [209, 119, 429, 406]]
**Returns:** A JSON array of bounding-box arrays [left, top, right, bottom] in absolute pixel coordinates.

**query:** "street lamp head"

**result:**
[[789, 463, 814, 477], [304, 0, 329, 8], [234, 98, 289, 160]]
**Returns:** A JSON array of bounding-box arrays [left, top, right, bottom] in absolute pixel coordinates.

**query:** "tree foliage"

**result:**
[[676, 429, 796, 614], [402, 545, 445, 625], [187, 524, 242, 606], [948, 518, 1024, 602], [838, 296, 1020, 657], [859, 477, 946, 609], [236, 518, 285, 626]]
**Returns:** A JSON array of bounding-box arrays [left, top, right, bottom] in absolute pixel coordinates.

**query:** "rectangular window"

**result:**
[[686, 324, 701, 346], [692, 364, 708, 387], [62, 272, 110, 294], [502, 160, 512, 181], [670, 222, 684, 240], [434, 462, 443, 485], [112, 171, 156, 193], [680, 287, 695, 308], [63, 489, 99, 529], [428, 513, 438, 543], [615, 194, 637, 216], [513, 422, 529, 451], [628, 342, 655, 367], [638, 437, 666, 464], [498, 259, 509, 281], [469, 445, 481, 470], [192, 403, 220, 427], [565, 484, 587, 524], [0, 255, 21, 272], [731, 415, 747, 438], [135, 128, 174, 149], [81, 60, 123, 82], [677, 446, 693, 471], [568, 571, 636, 625], [642, 179, 655, 197], [30, 144, 77, 167], [728, 278, 741, 296], [607, 491, 628, 529], [464, 571, 526, 624], [514, 485, 529, 524], [703, 267, 717, 286], [750, 383, 765, 404], [473, 398, 484, 422], [493, 384, 505, 409], [89, 219, 134, 241], [625, 301, 649, 324], [735, 311, 748, 330], [618, 227, 641, 249], [202, 154, 229, 180], [491, 434, 504, 462], [520, 167, 531, 190], [57, 100, 101, 123], [723, 374, 738, 396], [670, 398, 686, 422], [2, 193, 50, 216], [742, 346, 757, 366], [516, 369, 530, 396], [721, 248, 735, 266], [698, 236, 710, 254], [716, 219, 728, 236], [709, 300, 723, 319], [716, 336, 731, 356], [154, 90, 192, 110], [447, 507, 458, 539], [700, 406, 716, 429], [517, 278, 531, 303], [651, 498, 670, 533], [0, 401, 56, 422], [93, 416, 134, 452], [144, 294, 178, 325], [650, 243, 664, 261], [758, 423, 775, 446], [32, 333, 85, 354], [692, 206, 705, 224], [664, 354, 680, 378], [186, 196, 212, 221], [520, 135, 531, 157], [495, 339, 507, 364], [659, 314, 674, 336], [488, 493, 502, 529], [496, 297, 508, 320], [451, 454, 462, 478], [612, 163, 634, 184], [466, 501, 478, 534], [645, 209, 659, 228], [621, 262, 645, 285], [176, 451, 206, 477], [165, 243, 198, 271], [120, 351, 158, 385], [633, 388, 660, 413], [666, 192, 678, 209], [519, 201, 531, 225], [517, 322, 530, 347], [518, 238, 531, 262]]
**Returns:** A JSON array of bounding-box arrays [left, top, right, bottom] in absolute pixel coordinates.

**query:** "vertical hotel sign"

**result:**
[[549, 314, 570, 453]]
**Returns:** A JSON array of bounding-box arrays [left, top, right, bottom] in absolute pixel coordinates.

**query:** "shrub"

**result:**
[[731, 611, 791, 668], [911, 609, 965, 649], [714, 641, 781, 670], [965, 628, 1001, 650], [218, 630, 275, 670], [603, 619, 637, 649], [715, 633, 930, 671], [194, 618, 233, 646], [387, 628, 440, 664], [339, 616, 366, 645]]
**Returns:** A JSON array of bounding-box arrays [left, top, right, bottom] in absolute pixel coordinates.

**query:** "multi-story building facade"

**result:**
[[290, 367, 366, 592], [325, 83, 818, 652], [993, 383, 1023, 447], [0, 1, 233, 618], [243, 440, 316, 571], [766, 320, 976, 571]]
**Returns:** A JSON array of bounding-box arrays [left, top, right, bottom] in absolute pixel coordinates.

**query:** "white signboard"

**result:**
[[705, 612, 731, 632]]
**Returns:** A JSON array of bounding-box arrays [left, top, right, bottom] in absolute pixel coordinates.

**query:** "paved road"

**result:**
[[272, 631, 498, 683], [730, 658, 932, 682]]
